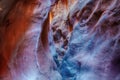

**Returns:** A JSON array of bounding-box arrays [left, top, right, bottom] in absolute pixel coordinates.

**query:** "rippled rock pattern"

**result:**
[[0, 0, 120, 80]]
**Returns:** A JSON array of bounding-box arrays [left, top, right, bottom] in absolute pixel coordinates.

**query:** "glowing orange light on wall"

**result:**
[[49, 11, 53, 24]]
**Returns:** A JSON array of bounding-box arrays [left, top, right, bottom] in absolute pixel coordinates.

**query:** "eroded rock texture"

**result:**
[[0, 0, 61, 80], [58, 0, 120, 80], [0, 0, 120, 80]]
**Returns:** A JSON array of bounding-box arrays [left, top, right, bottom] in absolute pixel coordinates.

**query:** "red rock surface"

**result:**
[[0, 0, 120, 80]]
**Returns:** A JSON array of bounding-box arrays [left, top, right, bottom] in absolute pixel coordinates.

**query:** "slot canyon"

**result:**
[[0, 0, 120, 80]]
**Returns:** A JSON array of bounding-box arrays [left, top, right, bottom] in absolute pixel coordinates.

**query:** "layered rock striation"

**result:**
[[0, 0, 120, 80]]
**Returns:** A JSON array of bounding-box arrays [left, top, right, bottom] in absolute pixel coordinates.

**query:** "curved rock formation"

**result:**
[[0, 0, 120, 80]]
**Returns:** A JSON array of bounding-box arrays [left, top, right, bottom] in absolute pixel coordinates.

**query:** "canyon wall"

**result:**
[[0, 0, 120, 80]]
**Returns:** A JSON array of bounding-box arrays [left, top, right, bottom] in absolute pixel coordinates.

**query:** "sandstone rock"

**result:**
[[0, 0, 120, 80]]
